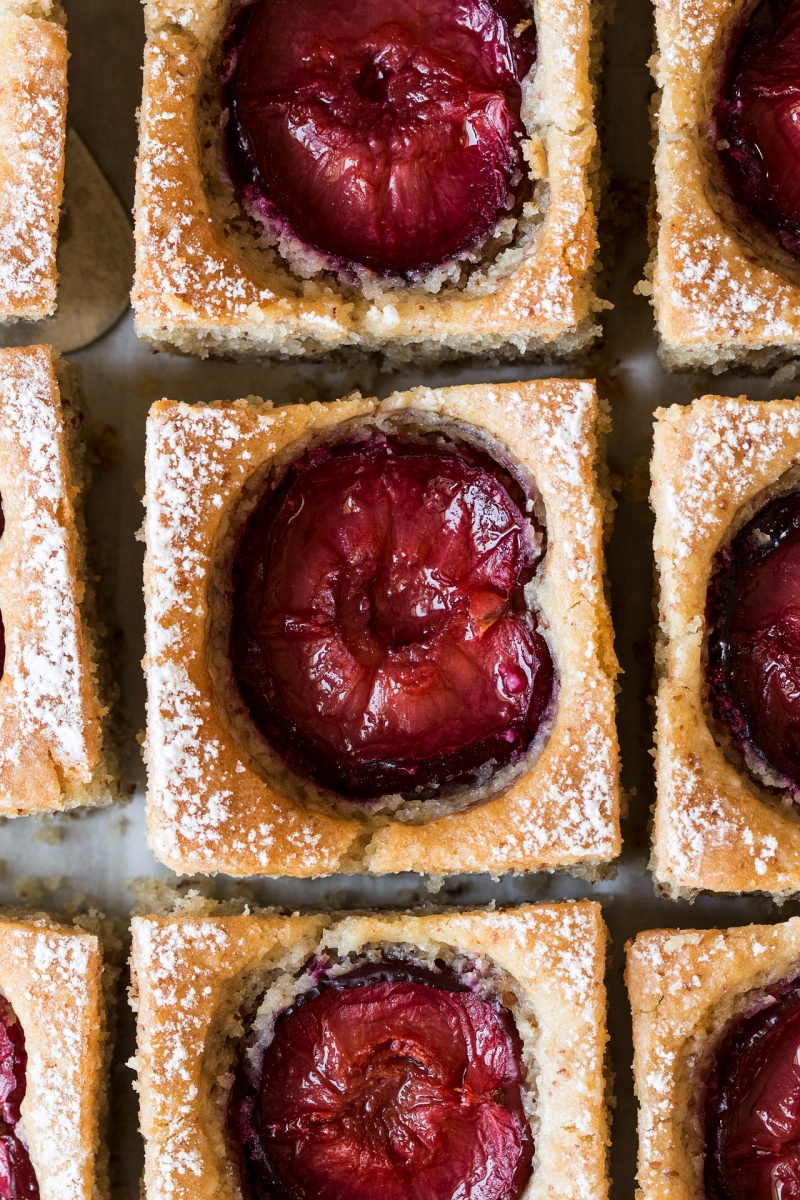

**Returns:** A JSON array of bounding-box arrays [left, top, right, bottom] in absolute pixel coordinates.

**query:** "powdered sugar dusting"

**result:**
[[653, 397, 800, 894], [629, 922, 800, 1194], [0, 4, 66, 319], [654, 142, 800, 355], [659, 757, 781, 882], [469, 902, 604, 1007], [629, 928, 726, 1170], [491, 383, 618, 863], [0, 348, 97, 786], [651, 0, 800, 364], [663, 399, 800, 561], [3, 923, 100, 1200], [144, 401, 359, 875], [145, 405, 265, 865], [135, 38, 284, 324], [132, 916, 246, 1200], [482, 904, 608, 1159]]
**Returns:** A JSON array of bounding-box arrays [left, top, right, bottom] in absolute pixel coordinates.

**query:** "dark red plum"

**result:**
[[707, 487, 800, 791], [715, 0, 800, 260], [706, 978, 800, 1200], [224, 0, 536, 276], [229, 963, 533, 1200], [230, 433, 554, 801]]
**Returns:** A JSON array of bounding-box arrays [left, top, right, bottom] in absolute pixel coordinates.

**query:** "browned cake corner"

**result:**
[[652, 395, 800, 896], [0, 0, 67, 321], [0, 907, 111, 1200], [0, 345, 120, 815]]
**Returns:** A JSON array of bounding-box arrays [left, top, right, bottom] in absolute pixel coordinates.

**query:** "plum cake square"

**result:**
[[0, 909, 111, 1200], [647, 0, 800, 371], [130, 900, 610, 1200], [0, 0, 67, 321], [132, 0, 604, 362], [0, 345, 118, 815], [628, 917, 800, 1200], [651, 395, 800, 897], [143, 379, 620, 878]]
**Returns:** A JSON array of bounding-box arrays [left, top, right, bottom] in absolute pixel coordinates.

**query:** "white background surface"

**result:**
[[4, 0, 800, 1194]]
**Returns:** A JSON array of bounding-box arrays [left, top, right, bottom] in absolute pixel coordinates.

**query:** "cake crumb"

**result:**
[[14, 876, 44, 902], [424, 875, 445, 894], [34, 821, 66, 845]]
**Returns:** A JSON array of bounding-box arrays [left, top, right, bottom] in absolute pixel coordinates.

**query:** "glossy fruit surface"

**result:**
[[706, 977, 800, 1200], [230, 433, 553, 801], [230, 962, 533, 1200], [707, 487, 800, 791], [223, 0, 536, 276], [0, 998, 37, 1200], [715, 0, 800, 260]]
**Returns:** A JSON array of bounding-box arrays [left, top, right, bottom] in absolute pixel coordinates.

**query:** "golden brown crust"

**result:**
[[0, 1, 66, 321], [651, 396, 800, 896], [647, 0, 800, 370], [0, 345, 116, 814], [131, 0, 603, 362], [130, 901, 610, 1200], [143, 380, 621, 878], [627, 919, 800, 1200], [0, 910, 108, 1200]]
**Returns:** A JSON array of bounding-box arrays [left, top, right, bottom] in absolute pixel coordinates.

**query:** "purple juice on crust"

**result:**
[[713, 0, 800, 262], [0, 997, 38, 1200], [706, 975, 800, 1200], [222, 0, 536, 278], [707, 487, 800, 793], [227, 959, 534, 1200], [229, 432, 554, 803]]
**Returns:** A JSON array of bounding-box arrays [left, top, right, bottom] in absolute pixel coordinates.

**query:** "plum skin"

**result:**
[[713, 0, 800, 262], [222, 0, 537, 277], [228, 961, 534, 1200], [706, 976, 800, 1200], [228, 432, 554, 804], [707, 487, 800, 793]]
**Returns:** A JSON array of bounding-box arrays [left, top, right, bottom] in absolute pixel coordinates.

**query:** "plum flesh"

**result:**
[[228, 960, 534, 1200], [714, 0, 800, 261], [707, 487, 800, 792], [229, 432, 554, 802], [706, 977, 800, 1200], [223, 0, 537, 276]]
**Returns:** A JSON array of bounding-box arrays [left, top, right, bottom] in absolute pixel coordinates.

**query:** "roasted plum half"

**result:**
[[706, 976, 800, 1200], [223, 0, 537, 277], [707, 486, 800, 794], [0, 997, 37, 1200], [229, 429, 554, 806], [229, 960, 534, 1200], [713, 0, 800, 263]]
